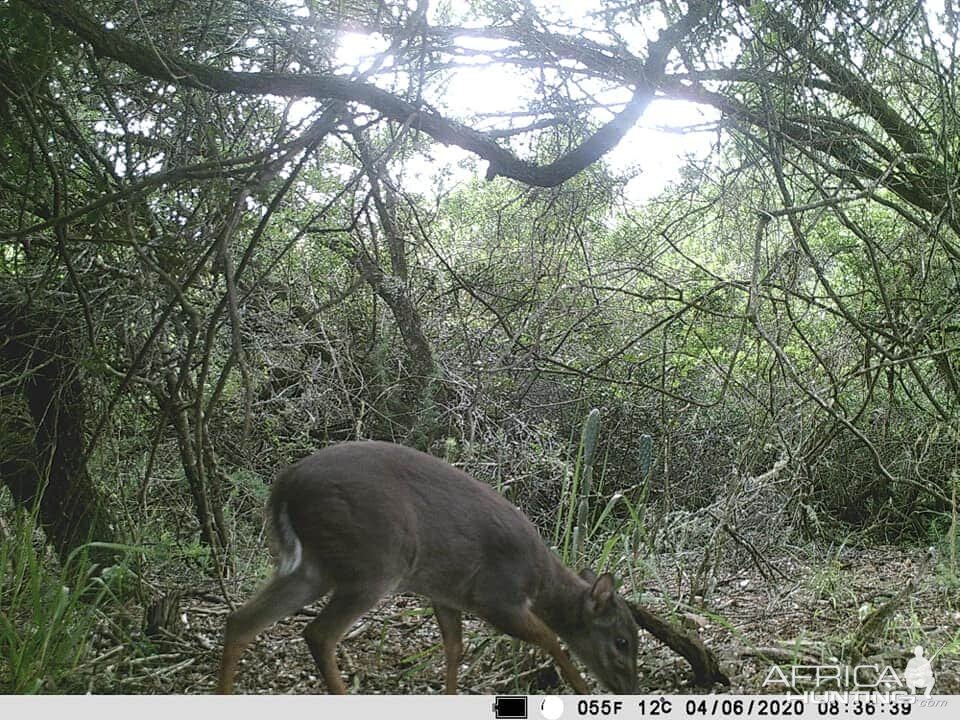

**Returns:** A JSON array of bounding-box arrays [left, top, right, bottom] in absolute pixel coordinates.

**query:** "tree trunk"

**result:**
[[0, 299, 117, 570]]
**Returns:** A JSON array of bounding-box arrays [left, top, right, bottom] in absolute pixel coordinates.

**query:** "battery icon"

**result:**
[[493, 695, 528, 719]]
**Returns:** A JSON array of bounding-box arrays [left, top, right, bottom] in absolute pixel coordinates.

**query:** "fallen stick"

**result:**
[[628, 602, 730, 687]]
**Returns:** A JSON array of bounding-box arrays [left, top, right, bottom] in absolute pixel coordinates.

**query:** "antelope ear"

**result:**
[[579, 567, 598, 584], [587, 573, 616, 612]]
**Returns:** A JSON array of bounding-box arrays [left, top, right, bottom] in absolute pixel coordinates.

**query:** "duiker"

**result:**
[[218, 441, 638, 694]]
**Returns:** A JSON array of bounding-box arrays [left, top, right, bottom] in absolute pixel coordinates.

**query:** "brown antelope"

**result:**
[[218, 440, 638, 694]]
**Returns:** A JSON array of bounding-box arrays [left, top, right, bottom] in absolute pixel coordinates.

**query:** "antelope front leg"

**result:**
[[486, 606, 590, 694]]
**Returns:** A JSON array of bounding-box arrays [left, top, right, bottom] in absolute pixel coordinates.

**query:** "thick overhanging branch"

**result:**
[[21, 0, 708, 187]]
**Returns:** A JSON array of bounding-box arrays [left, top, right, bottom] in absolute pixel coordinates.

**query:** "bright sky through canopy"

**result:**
[[333, 5, 720, 202]]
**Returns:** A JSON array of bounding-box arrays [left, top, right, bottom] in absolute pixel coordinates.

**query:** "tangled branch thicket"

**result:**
[[1, 0, 959, 695]]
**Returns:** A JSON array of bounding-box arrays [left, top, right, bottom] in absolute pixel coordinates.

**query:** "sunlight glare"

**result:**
[[323, 1, 716, 202]]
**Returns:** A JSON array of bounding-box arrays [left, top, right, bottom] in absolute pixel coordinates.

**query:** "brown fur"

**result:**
[[218, 440, 638, 694]]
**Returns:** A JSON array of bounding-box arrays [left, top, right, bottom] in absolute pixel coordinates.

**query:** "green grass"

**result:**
[[0, 511, 113, 693]]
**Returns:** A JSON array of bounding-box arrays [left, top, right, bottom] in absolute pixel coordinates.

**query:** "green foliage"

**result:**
[[0, 2, 73, 91], [926, 470, 960, 586], [557, 408, 601, 564], [580, 408, 600, 468], [0, 512, 111, 693], [4, 0, 960, 695], [637, 433, 652, 481]]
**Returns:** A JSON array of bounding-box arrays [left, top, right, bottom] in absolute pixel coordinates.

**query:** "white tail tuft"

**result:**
[[270, 499, 302, 575]]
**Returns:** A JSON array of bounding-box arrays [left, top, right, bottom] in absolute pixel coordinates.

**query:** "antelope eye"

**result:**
[[615, 636, 628, 651]]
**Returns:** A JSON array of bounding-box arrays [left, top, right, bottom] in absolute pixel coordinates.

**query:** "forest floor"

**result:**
[[78, 543, 959, 695]]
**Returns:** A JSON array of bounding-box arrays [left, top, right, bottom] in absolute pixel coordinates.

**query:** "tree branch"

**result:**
[[22, 0, 708, 187]]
